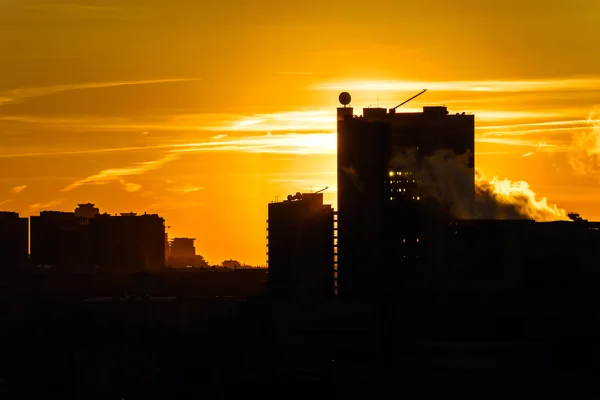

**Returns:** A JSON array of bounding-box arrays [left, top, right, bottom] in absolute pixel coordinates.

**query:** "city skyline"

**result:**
[[1, 0, 600, 265]]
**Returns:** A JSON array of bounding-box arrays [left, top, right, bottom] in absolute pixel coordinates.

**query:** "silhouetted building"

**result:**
[[222, 260, 241, 269], [91, 212, 166, 271], [0, 212, 29, 270], [30, 211, 92, 269], [74, 203, 100, 219], [336, 92, 475, 299], [267, 192, 335, 301], [170, 238, 196, 258], [31, 206, 167, 271], [443, 218, 600, 292], [168, 237, 208, 268]]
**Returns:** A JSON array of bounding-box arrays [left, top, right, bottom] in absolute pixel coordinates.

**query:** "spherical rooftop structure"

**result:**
[[339, 92, 351, 106]]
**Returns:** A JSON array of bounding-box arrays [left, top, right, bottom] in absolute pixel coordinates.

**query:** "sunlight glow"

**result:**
[[315, 78, 600, 93]]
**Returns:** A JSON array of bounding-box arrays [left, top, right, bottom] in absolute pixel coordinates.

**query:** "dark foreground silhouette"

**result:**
[[0, 269, 599, 399]]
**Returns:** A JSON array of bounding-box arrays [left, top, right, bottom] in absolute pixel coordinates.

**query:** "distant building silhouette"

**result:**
[[92, 213, 166, 271], [30, 206, 166, 271], [168, 237, 208, 268], [74, 203, 100, 219], [0, 212, 29, 270], [335, 93, 475, 299], [443, 218, 600, 291], [30, 211, 92, 269], [267, 192, 335, 301], [170, 238, 196, 258], [222, 259, 241, 269]]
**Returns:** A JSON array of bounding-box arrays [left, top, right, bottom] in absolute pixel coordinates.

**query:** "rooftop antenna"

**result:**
[[390, 89, 427, 113], [315, 187, 329, 194]]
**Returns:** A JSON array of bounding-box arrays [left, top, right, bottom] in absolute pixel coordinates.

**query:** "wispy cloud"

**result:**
[[314, 77, 600, 93], [173, 133, 337, 155], [476, 137, 560, 149], [146, 200, 205, 211], [0, 78, 198, 106], [277, 72, 326, 75], [2, 3, 141, 21], [10, 185, 26, 193], [62, 154, 178, 192], [120, 180, 143, 193], [0, 199, 12, 208], [170, 186, 205, 194], [29, 199, 65, 213], [206, 110, 334, 132]]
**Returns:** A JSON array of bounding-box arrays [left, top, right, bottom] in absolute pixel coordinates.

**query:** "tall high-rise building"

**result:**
[[336, 92, 475, 299], [0, 212, 29, 270], [267, 192, 335, 301]]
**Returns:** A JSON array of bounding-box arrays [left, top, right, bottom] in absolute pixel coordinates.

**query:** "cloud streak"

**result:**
[[29, 199, 65, 213], [0, 78, 198, 106], [315, 77, 600, 93], [170, 186, 205, 194], [10, 185, 26, 193], [62, 154, 178, 192]]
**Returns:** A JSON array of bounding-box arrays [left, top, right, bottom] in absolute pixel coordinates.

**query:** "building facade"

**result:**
[[0, 212, 29, 270], [336, 95, 475, 299], [30, 211, 91, 269], [30, 206, 166, 271], [267, 192, 335, 301], [91, 213, 166, 271]]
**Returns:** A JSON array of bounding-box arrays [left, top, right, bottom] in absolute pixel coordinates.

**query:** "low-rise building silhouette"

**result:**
[[0, 212, 29, 270], [167, 237, 208, 268], [267, 192, 335, 301], [170, 237, 196, 258], [92, 212, 166, 271], [30, 205, 166, 271], [30, 211, 91, 269], [222, 259, 241, 269], [441, 217, 600, 291]]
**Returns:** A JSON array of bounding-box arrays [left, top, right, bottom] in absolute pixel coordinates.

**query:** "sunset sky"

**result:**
[[1, 0, 600, 265]]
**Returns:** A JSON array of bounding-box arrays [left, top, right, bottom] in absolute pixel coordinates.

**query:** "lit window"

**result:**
[[388, 171, 394, 177], [402, 238, 406, 243], [416, 238, 420, 243], [398, 172, 402, 175], [390, 197, 393, 201], [417, 196, 420, 200]]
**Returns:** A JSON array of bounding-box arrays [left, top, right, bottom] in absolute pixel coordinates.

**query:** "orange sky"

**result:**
[[1, 0, 600, 265]]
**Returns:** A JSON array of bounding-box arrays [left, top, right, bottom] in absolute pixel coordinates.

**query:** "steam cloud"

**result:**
[[389, 148, 568, 221], [568, 109, 600, 176]]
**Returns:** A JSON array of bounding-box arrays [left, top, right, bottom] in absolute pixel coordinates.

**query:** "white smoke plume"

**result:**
[[568, 108, 600, 176], [390, 148, 568, 221]]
